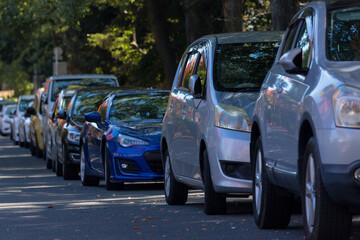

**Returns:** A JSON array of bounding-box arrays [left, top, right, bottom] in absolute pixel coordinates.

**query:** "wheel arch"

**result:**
[[250, 118, 261, 166], [298, 112, 316, 184], [161, 137, 168, 169], [199, 139, 207, 183]]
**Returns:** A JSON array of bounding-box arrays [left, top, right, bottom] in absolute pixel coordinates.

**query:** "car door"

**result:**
[[88, 98, 110, 172], [272, 8, 314, 190]]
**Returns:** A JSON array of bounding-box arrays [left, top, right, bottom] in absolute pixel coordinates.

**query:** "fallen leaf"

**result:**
[[47, 206, 53, 209], [256, 233, 263, 236], [133, 227, 142, 230]]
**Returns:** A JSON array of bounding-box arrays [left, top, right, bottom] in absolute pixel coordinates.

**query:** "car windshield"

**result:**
[[19, 99, 33, 112], [109, 93, 169, 123], [214, 42, 280, 92], [328, 6, 360, 61], [71, 90, 112, 124], [51, 78, 118, 101], [61, 96, 72, 110], [6, 106, 16, 115]]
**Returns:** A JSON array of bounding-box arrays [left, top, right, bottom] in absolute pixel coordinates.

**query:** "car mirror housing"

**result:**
[[189, 75, 202, 97], [84, 111, 101, 123], [279, 48, 308, 75], [56, 109, 67, 120]]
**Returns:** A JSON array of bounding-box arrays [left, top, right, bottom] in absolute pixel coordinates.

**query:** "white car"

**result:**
[[10, 95, 34, 144], [19, 102, 34, 147], [0, 105, 16, 135]]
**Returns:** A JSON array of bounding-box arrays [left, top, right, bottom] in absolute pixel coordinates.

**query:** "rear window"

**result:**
[[327, 6, 360, 61], [214, 42, 280, 92]]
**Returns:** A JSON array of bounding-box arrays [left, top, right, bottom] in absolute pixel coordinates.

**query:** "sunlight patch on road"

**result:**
[[0, 154, 32, 158], [0, 145, 23, 149], [0, 174, 55, 179]]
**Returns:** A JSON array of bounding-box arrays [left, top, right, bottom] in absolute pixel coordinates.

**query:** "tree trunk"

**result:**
[[221, 0, 244, 32], [145, 0, 178, 89], [183, 0, 215, 44], [270, 0, 298, 31]]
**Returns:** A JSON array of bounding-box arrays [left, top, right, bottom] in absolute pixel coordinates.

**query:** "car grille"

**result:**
[[143, 151, 163, 174]]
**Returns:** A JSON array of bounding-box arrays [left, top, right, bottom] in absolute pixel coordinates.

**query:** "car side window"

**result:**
[[295, 13, 313, 68], [195, 43, 208, 96], [178, 51, 200, 91], [98, 98, 110, 123], [281, 20, 302, 57]]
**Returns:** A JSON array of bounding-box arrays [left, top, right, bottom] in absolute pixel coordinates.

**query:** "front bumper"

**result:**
[[67, 142, 80, 164], [317, 128, 360, 206], [109, 148, 163, 182], [207, 127, 252, 194]]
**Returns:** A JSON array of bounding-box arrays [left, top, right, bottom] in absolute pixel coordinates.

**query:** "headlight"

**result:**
[[332, 86, 360, 128], [67, 130, 80, 142], [117, 134, 149, 148], [214, 104, 251, 132]]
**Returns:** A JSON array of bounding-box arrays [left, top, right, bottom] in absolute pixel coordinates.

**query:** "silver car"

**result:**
[[10, 95, 34, 144], [161, 31, 283, 214], [0, 105, 16, 135], [251, 1, 360, 239]]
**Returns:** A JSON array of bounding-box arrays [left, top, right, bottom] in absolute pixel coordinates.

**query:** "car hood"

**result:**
[[215, 91, 259, 119], [113, 120, 162, 142], [325, 61, 360, 89]]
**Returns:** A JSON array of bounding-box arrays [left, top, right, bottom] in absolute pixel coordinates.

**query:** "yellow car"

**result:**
[[28, 88, 44, 158]]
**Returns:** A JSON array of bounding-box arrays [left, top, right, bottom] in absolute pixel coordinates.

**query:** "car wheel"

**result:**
[[203, 149, 226, 215], [164, 149, 188, 205], [55, 148, 62, 177], [252, 137, 292, 229], [35, 137, 43, 158], [302, 137, 351, 240], [62, 144, 78, 180], [80, 146, 100, 186], [45, 148, 52, 169], [30, 138, 36, 156], [104, 148, 124, 190]]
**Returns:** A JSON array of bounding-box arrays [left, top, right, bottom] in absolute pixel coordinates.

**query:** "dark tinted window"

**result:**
[[51, 78, 117, 101], [197, 44, 208, 96], [71, 90, 112, 124], [19, 99, 33, 112], [328, 6, 360, 61], [281, 20, 302, 56], [109, 93, 169, 122], [295, 14, 313, 68], [214, 42, 280, 92]]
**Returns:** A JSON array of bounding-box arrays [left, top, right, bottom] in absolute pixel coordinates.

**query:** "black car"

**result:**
[[56, 87, 123, 180]]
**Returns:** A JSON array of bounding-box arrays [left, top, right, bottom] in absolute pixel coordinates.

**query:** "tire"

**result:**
[[104, 148, 124, 190], [302, 137, 351, 240], [55, 148, 62, 177], [45, 149, 52, 169], [203, 150, 226, 215], [80, 146, 100, 186], [164, 150, 188, 205], [30, 138, 36, 156], [252, 137, 292, 229], [62, 144, 78, 180], [35, 137, 43, 158]]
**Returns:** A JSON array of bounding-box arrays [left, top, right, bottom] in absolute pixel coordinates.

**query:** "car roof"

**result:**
[[111, 89, 170, 97], [49, 74, 117, 81], [19, 94, 35, 99], [199, 31, 284, 45]]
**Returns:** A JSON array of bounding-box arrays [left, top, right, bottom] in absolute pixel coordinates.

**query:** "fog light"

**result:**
[[121, 163, 128, 169], [354, 168, 360, 180]]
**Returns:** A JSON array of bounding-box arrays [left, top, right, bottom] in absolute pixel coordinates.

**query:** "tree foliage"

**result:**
[[0, 0, 316, 96]]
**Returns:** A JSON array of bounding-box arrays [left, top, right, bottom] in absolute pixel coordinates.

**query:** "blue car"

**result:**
[[80, 89, 169, 190]]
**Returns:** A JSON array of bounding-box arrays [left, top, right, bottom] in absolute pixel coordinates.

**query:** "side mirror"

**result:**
[[279, 48, 308, 75], [85, 111, 101, 123], [25, 107, 36, 117], [56, 109, 67, 120], [189, 75, 202, 97]]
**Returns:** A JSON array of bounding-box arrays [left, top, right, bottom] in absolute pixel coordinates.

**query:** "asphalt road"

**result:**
[[0, 136, 359, 240]]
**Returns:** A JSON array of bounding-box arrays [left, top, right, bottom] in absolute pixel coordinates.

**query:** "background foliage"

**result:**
[[0, 0, 312, 97]]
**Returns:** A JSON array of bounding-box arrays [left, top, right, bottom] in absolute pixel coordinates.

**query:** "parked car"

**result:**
[[10, 95, 34, 144], [56, 87, 121, 180], [81, 89, 169, 189], [28, 89, 44, 158], [19, 102, 33, 147], [250, 1, 360, 239], [41, 74, 120, 161], [161, 31, 283, 214], [0, 105, 16, 135], [0, 100, 16, 113], [45, 88, 76, 170]]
